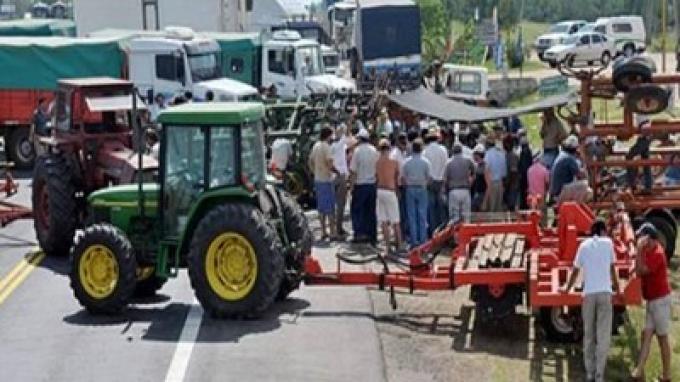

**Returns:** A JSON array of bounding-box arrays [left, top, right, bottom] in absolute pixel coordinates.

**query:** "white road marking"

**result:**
[[164, 299, 204, 382]]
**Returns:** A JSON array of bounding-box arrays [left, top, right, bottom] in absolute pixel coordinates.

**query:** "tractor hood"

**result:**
[[305, 74, 355, 94], [88, 183, 159, 209]]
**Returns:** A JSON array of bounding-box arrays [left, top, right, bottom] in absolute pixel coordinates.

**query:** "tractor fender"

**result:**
[[175, 187, 258, 261], [642, 208, 677, 230]]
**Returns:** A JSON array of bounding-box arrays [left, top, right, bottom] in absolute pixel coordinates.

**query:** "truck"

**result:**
[[0, 30, 260, 168], [271, 20, 342, 76], [352, 0, 421, 90], [73, 0, 251, 36]]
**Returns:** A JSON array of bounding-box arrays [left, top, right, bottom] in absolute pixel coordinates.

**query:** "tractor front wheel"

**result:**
[[187, 204, 284, 318], [277, 192, 313, 300], [69, 224, 137, 314], [32, 155, 79, 256]]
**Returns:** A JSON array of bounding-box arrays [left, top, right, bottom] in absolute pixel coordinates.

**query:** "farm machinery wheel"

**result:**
[[540, 306, 579, 343], [625, 85, 670, 115], [69, 224, 137, 314], [646, 215, 677, 260], [6, 128, 35, 169], [187, 204, 284, 318], [32, 155, 79, 256], [471, 284, 523, 323], [277, 192, 313, 301], [134, 267, 168, 297], [613, 58, 653, 92]]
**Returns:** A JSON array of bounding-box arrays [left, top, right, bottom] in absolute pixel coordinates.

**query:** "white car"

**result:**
[[543, 32, 615, 68], [534, 20, 586, 61]]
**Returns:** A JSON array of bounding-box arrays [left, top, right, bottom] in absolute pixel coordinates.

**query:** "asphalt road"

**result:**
[[0, 176, 386, 382]]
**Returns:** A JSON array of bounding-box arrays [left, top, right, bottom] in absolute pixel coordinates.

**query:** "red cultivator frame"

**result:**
[[304, 202, 641, 339], [0, 163, 31, 226]]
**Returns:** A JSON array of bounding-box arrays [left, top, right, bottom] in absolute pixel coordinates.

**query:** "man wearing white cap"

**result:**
[[350, 128, 379, 245]]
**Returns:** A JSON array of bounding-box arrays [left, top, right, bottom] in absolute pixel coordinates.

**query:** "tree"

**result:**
[[417, 0, 451, 62]]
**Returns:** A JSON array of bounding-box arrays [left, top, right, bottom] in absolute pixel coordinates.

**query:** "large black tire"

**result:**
[[70, 224, 137, 314], [539, 306, 578, 343], [277, 192, 313, 300], [647, 215, 676, 260], [613, 60, 653, 92], [32, 155, 79, 256], [625, 84, 670, 115], [187, 204, 284, 318], [6, 127, 35, 169]]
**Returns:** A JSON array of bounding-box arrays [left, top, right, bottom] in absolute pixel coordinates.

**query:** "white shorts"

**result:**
[[644, 294, 672, 336], [376, 189, 400, 224]]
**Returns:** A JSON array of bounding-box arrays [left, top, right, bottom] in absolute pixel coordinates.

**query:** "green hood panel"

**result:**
[[89, 183, 159, 208]]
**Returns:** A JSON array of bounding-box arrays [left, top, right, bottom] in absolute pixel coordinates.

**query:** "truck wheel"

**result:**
[[625, 85, 670, 115], [6, 128, 35, 169], [70, 224, 137, 314], [134, 267, 167, 297], [539, 306, 578, 343], [277, 192, 313, 300], [32, 155, 78, 256], [187, 204, 284, 318], [647, 215, 676, 260]]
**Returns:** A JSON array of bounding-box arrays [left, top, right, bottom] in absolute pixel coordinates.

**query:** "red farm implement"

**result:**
[[304, 202, 642, 341], [0, 162, 31, 226]]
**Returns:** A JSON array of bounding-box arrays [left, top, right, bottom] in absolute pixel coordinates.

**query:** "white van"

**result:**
[[592, 16, 646, 56], [534, 20, 586, 61]]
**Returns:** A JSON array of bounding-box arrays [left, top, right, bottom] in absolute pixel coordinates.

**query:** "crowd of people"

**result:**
[[302, 106, 594, 254]]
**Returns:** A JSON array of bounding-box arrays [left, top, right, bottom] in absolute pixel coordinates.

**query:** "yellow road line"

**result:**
[[0, 252, 45, 305]]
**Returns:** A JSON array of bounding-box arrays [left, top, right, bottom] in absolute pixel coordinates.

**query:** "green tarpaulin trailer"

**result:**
[[0, 37, 124, 90], [202, 32, 262, 88], [0, 19, 76, 37]]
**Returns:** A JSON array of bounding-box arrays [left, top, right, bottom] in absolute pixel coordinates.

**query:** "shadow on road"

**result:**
[[62, 297, 311, 344]]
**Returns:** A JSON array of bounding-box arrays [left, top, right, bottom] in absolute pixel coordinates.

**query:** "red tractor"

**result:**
[[31, 77, 157, 256]]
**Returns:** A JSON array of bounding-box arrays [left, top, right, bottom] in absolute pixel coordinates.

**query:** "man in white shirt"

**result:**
[[332, 124, 350, 236], [270, 137, 293, 172], [422, 128, 449, 235], [562, 218, 620, 382], [349, 128, 379, 244]]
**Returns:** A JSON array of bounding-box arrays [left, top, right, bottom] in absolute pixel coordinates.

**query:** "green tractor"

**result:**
[[69, 102, 312, 317]]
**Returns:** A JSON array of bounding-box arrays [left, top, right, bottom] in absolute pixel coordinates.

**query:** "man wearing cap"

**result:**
[[309, 126, 337, 241], [626, 117, 653, 193], [540, 108, 568, 168], [350, 128, 379, 245], [471, 144, 487, 211], [443, 143, 475, 223], [631, 223, 673, 382], [401, 139, 431, 247], [527, 152, 550, 223], [375, 139, 402, 253], [332, 123, 351, 237], [423, 127, 449, 235], [561, 218, 620, 382], [391, 132, 411, 238], [549, 135, 581, 202], [483, 137, 506, 212]]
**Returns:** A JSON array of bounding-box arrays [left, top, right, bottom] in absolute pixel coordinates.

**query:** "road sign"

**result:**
[[476, 18, 498, 46], [539, 75, 568, 96]]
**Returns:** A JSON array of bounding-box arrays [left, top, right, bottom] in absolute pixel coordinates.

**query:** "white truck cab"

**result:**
[[261, 30, 355, 99], [129, 27, 260, 102], [441, 64, 490, 104]]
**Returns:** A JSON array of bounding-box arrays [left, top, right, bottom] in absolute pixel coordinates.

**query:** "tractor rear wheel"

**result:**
[[187, 204, 284, 318], [277, 192, 313, 300], [32, 155, 79, 256], [647, 215, 676, 260], [539, 306, 578, 343], [69, 224, 137, 314]]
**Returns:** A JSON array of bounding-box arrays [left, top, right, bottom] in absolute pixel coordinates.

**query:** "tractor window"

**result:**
[[209, 127, 237, 188], [163, 126, 206, 236], [241, 121, 265, 188]]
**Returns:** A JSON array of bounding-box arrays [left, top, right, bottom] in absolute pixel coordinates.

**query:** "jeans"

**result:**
[[398, 186, 409, 238], [626, 166, 652, 191], [448, 189, 471, 224], [406, 186, 428, 247], [334, 174, 348, 233], [427, 180, 447, 235], [504, 186, 519, 211], [582, 292, 613, 382], [351, 183, 377, 242]]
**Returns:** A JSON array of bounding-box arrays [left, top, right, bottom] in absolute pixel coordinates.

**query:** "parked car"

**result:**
[[592, 16, 646, 56], [534, 20, 586, 61], [543, 32, 615, 68]]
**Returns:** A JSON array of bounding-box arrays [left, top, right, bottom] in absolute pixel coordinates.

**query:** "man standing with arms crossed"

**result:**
[[561, 218, 620, 382], [630, 223, 673, 382], [443, 143, 475, 224]]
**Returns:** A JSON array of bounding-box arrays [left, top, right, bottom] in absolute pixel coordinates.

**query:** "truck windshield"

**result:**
[[549, 24, 570, 33], [241, 121, 265, 188], [297, 46, 324, 76], [188, 53, 221, 82], [563, 35, 578, 45]]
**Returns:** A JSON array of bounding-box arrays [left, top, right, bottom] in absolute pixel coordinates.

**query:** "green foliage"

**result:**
[[417, 0, 451, 62]]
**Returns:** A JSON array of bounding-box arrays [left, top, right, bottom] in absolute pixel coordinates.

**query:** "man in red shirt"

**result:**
[[631, 223, 673, 382]]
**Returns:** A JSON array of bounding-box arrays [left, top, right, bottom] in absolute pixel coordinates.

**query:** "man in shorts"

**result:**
[[375, 139, 401, 254], [631, 223, 673, 382], [309, 126, 337, 241]]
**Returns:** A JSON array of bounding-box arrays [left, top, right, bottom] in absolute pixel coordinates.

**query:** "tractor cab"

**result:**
[[74, 102, 310, 318]]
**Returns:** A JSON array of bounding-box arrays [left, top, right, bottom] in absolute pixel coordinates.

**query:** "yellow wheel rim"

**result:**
[[79, 245, 119, 299], [205, 232, 258, 301]]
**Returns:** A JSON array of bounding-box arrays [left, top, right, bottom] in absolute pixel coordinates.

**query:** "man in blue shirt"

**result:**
[[550, 135, 581, 200], [483, 137, 506, 212], [401, 139, 431, 248]]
